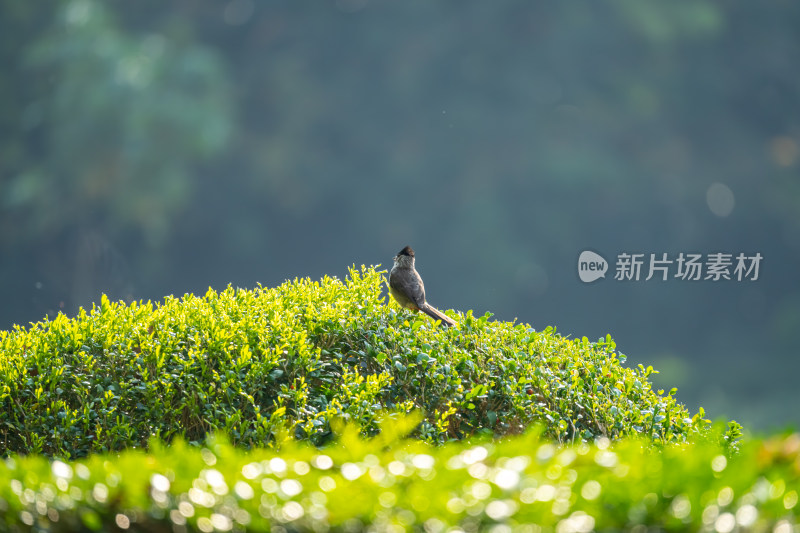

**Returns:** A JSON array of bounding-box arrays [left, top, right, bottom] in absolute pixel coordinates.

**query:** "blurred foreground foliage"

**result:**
[[1, 417, 798, 532], [1, 266, 717, 458]]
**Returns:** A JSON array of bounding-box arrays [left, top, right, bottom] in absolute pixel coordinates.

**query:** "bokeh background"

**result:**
[[2, 1, 799, 431]]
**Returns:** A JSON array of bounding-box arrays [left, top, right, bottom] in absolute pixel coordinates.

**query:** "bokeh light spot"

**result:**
[[770, 136, 798, 167], [706, 182, 735, 217]]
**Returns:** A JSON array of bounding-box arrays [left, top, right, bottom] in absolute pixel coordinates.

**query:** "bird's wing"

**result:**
[[390, 268, 427, 309]]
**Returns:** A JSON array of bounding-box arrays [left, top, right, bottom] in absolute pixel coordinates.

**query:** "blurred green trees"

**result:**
[[5, 0, 230, 244]]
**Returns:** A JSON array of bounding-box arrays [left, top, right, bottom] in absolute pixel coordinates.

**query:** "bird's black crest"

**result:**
[[398, 245, 415, 257]]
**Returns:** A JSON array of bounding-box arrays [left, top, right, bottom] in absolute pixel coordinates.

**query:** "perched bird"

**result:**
[[388, 245, 456, 327]]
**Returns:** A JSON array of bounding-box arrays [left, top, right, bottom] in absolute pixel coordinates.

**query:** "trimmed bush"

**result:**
[[2, 266, 712, 458], [0, 419, 797, 532]]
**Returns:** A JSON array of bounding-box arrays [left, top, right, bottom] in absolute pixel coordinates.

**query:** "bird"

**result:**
[[388, 245, 456, 327]]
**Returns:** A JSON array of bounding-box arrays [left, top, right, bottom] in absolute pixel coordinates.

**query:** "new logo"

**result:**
[[578, 250, 608, 283]]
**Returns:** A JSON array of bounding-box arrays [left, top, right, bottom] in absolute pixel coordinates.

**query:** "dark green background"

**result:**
[[2, 1, 798, 429]]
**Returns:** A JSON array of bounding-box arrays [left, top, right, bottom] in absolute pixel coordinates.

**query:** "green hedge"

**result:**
[[2, 266, 716, 458], [1, 419, 797, 532]]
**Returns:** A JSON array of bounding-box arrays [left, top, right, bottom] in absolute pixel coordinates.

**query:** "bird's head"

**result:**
[[393, 245, 415, 266]]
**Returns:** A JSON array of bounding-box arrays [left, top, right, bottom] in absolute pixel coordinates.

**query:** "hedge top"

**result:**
[[1, 265, 716, 458]]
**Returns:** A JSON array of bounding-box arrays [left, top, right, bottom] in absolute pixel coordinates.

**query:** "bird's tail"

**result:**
[[420, 303, 457, 327]]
